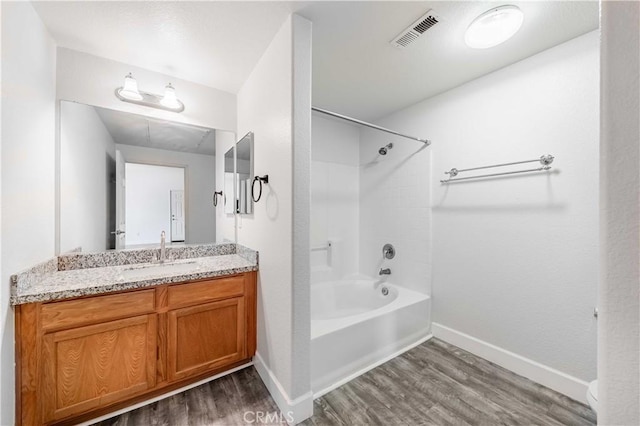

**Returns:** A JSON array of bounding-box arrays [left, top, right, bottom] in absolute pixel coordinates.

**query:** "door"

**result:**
[[167, 297, 245, 382], [114, 150, 126, 249], [170, 190, 185, 242], [41, 314, 157, 422]]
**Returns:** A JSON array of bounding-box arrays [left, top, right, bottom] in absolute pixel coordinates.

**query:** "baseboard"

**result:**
[[313, 333, 434, 399], [78, 362, 254, 425], [432, 322, 589, 404], [253, 352, 314, 424]]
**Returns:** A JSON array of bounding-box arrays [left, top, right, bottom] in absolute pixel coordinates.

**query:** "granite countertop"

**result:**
[[11, 244, 258, 305]]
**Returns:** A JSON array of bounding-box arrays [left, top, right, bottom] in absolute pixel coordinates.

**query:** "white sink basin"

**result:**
[[119, 261, 199, 280]]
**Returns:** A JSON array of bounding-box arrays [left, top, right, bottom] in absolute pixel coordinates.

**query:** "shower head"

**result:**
[[378, 143, 393, 155]]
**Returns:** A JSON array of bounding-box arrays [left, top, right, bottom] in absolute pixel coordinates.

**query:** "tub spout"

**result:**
[[379, 268, 391, 275]]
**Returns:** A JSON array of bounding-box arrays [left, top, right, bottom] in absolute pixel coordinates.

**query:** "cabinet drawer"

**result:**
[[41, 290, 155, 332], [168, 275, 245, 309]]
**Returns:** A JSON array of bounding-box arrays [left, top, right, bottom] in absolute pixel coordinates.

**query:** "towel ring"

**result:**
[[213, 191, 223, 207], [251, 175, 269, 203]]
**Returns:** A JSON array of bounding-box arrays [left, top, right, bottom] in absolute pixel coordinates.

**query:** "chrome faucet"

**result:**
[[160, 231, 166, 263], [379, 268, 391, 275]]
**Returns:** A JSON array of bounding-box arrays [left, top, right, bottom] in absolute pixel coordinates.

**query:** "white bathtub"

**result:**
[[311, 279, 400, 321], [311, 279, 431, 396]]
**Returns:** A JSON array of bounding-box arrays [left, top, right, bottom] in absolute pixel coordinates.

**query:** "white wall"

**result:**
[[60, 102, 116, 253], [116, 144, 216, 244], [215, 130, 237, 243], [598, 1, 640, 423], [238, 18, 294, 400], [0, 3, 57, 424], [56, 48, 236, 132], [379, 32, 599, 389], [291, 14, 312, 414], [237, 14, 313, 422], [311, 114, 360, 282], [125, 163, 184, 245]]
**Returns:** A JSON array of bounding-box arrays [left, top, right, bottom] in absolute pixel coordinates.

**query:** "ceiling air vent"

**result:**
[[390, 10, 440, 49]]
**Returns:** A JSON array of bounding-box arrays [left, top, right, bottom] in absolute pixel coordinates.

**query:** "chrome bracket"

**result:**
[[445, 168, 459, 178], [539, 155, 555, 166]]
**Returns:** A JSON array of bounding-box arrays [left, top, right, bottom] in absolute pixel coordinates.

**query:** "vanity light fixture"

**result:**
[[118, 73, 143, 101], [160, 83, 181, 109], [464, 5, 524, 49], [115, 73, 185, 113]]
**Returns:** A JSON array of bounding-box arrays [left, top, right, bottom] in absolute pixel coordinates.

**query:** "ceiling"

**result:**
[[95, 106, 216, 155], [34, 1, 599, 121], [300, 1, 599, 119], [32, 1, 302, 94]]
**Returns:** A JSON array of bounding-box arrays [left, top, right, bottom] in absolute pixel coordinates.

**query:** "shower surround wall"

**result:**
[[311, 114, 360, 282], [359, 129, 431, 296], [373, 31, 599, 401], [311, 113, 432, 298]]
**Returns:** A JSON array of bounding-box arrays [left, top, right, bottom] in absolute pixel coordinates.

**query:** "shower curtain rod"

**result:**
[[311, 107, 431, 145]]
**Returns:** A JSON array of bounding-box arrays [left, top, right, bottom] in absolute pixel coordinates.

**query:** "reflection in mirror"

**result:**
[[224, 146, 235, 215], [236, 132, 254, 215], [59, 101, 232, 252]]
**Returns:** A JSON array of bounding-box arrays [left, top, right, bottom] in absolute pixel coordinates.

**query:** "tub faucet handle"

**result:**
[[383, 244, 395, 259], [379, 268, 391, 275]]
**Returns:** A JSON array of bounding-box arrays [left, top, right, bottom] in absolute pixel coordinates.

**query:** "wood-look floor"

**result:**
[[95, 339, 595, 425]]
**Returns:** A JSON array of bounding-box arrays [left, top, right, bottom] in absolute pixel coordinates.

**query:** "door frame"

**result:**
[[125, 161, 189, 245]]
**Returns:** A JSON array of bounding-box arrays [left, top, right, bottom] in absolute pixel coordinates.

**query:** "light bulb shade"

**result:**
[[119, 73, 143, 101], [160, 83, 182, 109], [465, 5, 524, 49]]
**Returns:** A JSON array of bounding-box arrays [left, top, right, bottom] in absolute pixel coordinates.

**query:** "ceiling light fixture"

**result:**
[[464, 5, 524, 49], [115, 73, 185, 113]]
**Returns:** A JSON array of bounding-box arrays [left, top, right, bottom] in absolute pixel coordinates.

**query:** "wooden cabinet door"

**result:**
[[41, 314, 157, 422], [167, 297, 245, 382]]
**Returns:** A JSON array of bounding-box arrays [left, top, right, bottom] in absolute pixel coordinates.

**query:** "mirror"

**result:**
[[236, 132, 254, 215], [58, 101, 234, 252], [224, 146, 235, 214]]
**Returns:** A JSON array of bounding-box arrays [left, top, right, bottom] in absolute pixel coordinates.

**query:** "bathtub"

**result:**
[[311, 279, 431, 396]]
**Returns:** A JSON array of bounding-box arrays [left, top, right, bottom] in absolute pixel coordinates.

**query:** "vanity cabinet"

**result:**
[[15, 271, 257, 426]]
